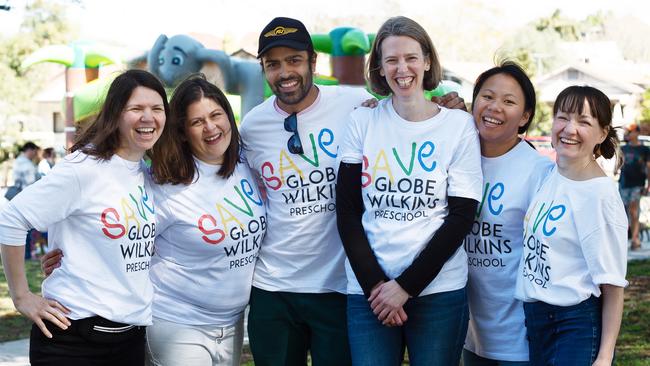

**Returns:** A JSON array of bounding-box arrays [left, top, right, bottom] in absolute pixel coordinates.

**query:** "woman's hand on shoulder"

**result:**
[[14, 291, 70, 338], [432, 92, 467, 111], [359, 98, 379, 109]]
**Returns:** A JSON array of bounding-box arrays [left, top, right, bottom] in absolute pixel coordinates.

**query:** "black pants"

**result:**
[[30, 316, 145, 366]]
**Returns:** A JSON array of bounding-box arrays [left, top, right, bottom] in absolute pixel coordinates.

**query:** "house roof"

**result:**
[[535, 63, 645, 102]]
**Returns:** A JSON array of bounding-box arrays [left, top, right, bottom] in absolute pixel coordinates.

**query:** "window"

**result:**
[[53, 112, 64, 133], [567, 69, 580, 80]]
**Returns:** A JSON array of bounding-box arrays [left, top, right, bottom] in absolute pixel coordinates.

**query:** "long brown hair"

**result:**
[[151, 74, 240, 185], [70, 70, 169, 160]]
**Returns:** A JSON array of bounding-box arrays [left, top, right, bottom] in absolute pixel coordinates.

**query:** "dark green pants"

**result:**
[[248, 287, 352, 366]]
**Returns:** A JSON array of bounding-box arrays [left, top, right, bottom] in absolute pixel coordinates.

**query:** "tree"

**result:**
[[528, 101, 553, 137], [0, 0, 77, 114], [534, 9, 581, 41]]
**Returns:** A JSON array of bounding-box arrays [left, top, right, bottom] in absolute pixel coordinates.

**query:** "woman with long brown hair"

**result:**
[[1, 69, 168, 365]]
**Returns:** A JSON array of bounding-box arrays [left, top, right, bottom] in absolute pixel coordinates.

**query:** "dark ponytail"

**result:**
[[596, 125, 619, 160]]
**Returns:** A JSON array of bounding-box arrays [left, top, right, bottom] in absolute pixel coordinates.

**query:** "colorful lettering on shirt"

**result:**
[[521, 199, 567, 288], [100, 184, 155, 240], [197, 178, 264, 246], [257, 128, 340, 218], [464, 181, 511, 268], [192, 176, 266, 270], [260, 127, 338, 190], [99, 184, 156, 274], [360, 141, 441, 223]]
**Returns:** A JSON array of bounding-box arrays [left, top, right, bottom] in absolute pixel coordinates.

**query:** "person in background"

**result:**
[[11, 142, 40, 259], [13, 142, 40, 187], [37, 148, 57, 178], [619, 123, 650, 250]]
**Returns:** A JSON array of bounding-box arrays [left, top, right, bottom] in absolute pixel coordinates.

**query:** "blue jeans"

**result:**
[[347, 287, 468, 366], [462, 349, 530, 366], [523, 296, 608, 366]]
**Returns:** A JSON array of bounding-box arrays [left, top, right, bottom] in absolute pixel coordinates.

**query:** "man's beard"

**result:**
[[272, 71, 314, 106]]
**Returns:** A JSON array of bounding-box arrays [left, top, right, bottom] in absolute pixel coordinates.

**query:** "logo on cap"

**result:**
[[265, 26, 298, 37]]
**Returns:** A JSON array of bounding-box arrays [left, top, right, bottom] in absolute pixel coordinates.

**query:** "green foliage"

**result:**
[[529, 100, 553, 136], [496, 27, 563, 77], [496, 9, 609, 78], [0, 0, 76, 114], [534, 9, 581, 41]]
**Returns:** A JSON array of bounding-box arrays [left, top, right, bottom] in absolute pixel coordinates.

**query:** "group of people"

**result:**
[[0, 14, 628, 366], [5, 142, 56, 259], [8, 142, 57, 190]]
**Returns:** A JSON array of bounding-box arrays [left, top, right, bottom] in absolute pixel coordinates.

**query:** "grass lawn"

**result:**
[[1, 258, 649, 364], [618, 259, 650, 365]]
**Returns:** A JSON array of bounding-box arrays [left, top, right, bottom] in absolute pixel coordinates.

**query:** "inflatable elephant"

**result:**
[[148, 34, 265, 117]]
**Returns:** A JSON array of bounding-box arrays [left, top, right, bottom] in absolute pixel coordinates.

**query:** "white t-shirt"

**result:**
[[464, 140, 553, 361], [338, 98, 483, 296], [38, 159, 53, 177], [150, 160, 266, 326], [515, 167, 628, 306], [240, 85, 371, 293], [0, 152, 154, 325]]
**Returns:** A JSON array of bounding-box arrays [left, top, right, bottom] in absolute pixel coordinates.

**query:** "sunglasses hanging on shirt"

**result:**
[[284, 112, 303, 154]]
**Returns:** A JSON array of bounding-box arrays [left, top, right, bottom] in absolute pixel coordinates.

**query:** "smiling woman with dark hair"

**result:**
[[516, 85, 627, 366], [0, 69, 167, 365], [145, 74, 266, 366], [462, 61, 554, 366]]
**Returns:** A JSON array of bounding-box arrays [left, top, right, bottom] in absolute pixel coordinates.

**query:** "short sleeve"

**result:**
[[0, 158, 83, 245], [338, 108, 368, 165], [528, 154, 554, 198], [579, 194, 629, 288], [447, 114, 483, 201]]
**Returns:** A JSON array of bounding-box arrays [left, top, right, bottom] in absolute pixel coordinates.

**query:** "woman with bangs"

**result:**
[[515, 85, 627, 365]]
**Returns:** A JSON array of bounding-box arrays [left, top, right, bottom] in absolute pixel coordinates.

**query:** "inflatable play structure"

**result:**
[[21, 29, 462, 146], [21, 41, 121, 147], [148, 34, 265, 117]]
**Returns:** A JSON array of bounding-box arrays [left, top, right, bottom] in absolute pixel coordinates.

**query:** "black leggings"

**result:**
[[29, 316, 145, 366]]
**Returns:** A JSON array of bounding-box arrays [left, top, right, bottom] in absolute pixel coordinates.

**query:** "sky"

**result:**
[[1, 0, 650, 52]]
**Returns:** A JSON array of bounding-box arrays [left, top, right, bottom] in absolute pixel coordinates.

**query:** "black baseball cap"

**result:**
[[257, 17, 314, 58]]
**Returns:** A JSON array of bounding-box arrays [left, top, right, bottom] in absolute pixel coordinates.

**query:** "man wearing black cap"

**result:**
[[240, 17, 466, 365], [239, 17, 369, 365]]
